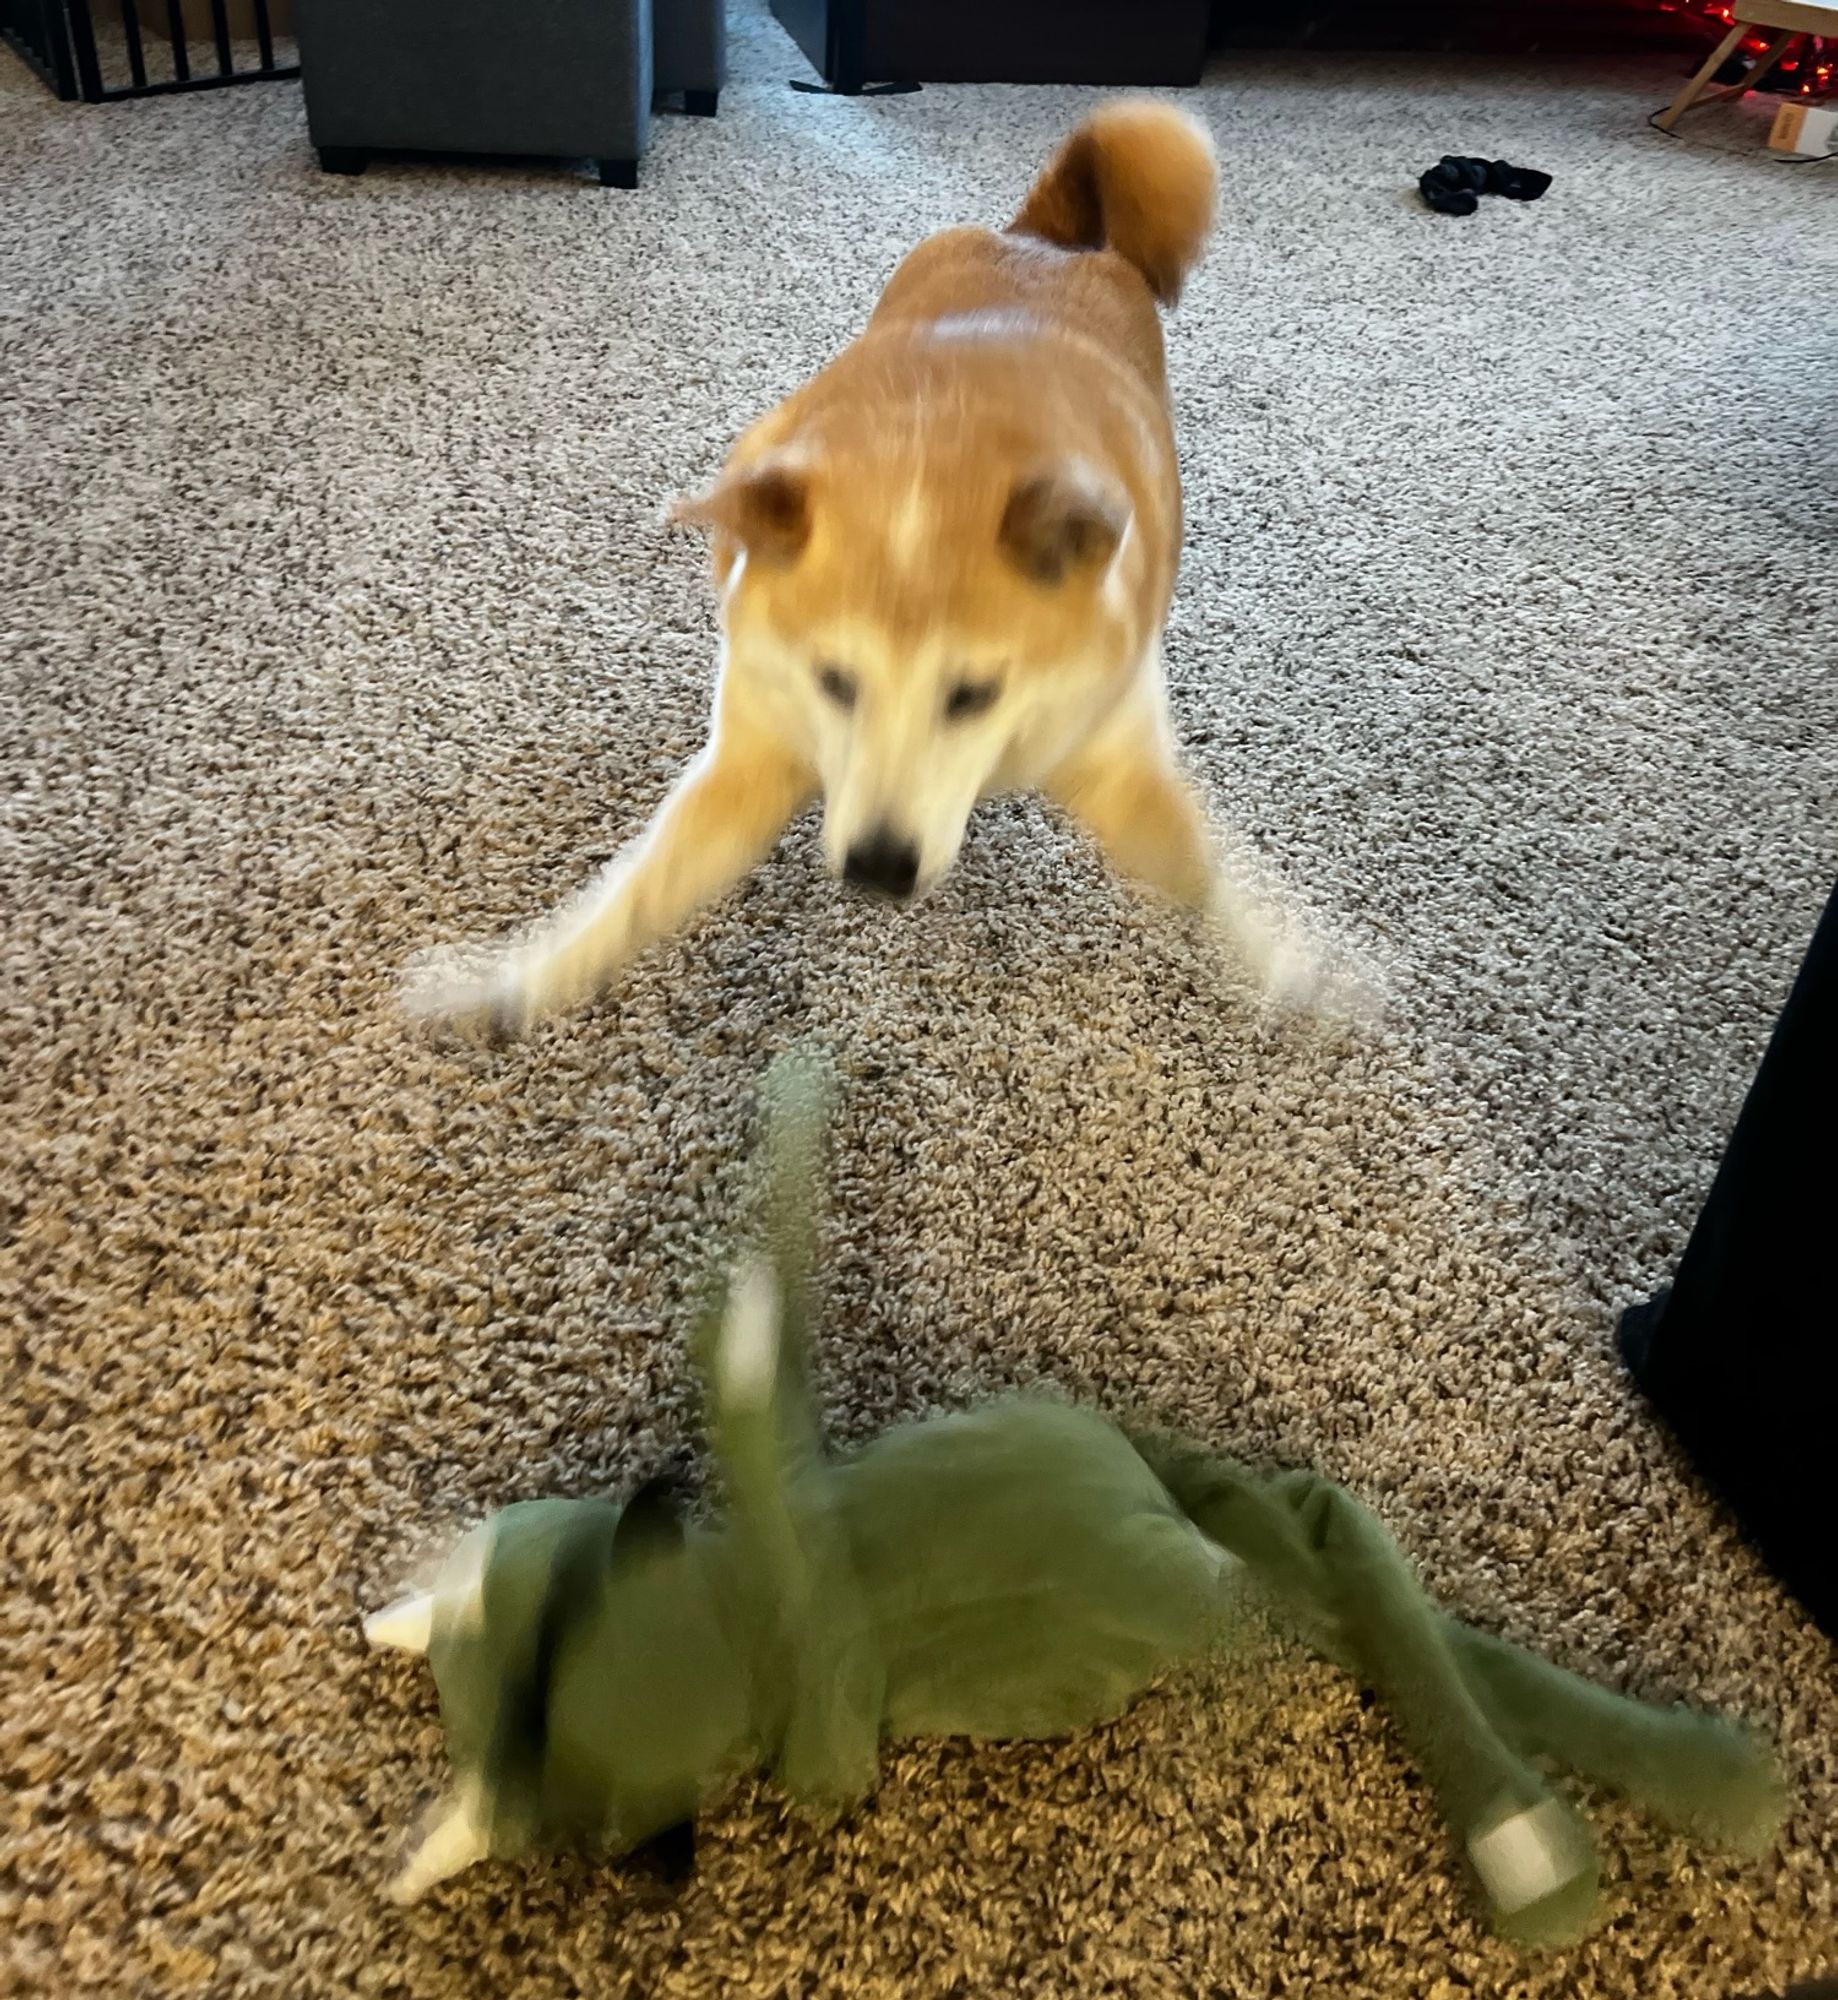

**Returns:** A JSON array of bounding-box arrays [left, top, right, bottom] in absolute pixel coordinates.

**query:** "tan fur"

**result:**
[[408, 101, 1352, 1039], [1010, 98, 1219, 307]]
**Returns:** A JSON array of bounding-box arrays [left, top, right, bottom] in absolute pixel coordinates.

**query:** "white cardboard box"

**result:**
[[1769, 100, 1838, 157]]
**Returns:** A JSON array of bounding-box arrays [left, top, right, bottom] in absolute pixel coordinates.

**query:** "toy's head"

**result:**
[[364, 1045, 849, 1904], [366, 1489, 756, 1902]]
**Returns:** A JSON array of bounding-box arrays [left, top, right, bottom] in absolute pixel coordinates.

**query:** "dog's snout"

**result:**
[[843, 831, 921, 901]]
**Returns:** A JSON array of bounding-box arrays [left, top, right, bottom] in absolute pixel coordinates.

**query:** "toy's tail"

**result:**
[[1007, 100, 1217, 307], [1141, 1439, 1785, 1947]]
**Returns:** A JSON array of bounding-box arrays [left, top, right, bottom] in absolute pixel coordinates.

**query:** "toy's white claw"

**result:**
[[1468, 1798, 1592, 1916], [387, 1793, 488, 1905], [363, 1592, 436, 1656], [719, 1254, 781, 1409]]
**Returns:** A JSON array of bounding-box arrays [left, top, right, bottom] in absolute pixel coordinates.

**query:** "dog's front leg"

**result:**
[[1046, 714, 1361, 1018], [1045, 714, 1217, 910], [408, 712, 815, 1040]]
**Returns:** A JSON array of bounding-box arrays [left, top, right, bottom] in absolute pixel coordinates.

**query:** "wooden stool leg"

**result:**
[[1734, 30, 1800, 99], [1657, 20, 1751, 130]]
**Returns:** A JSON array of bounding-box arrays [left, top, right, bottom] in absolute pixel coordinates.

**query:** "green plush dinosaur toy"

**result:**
[[363, 1050, 1785, 1947]]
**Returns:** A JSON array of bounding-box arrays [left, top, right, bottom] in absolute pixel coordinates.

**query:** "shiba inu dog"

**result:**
[[410, 100, 1354, 1038]]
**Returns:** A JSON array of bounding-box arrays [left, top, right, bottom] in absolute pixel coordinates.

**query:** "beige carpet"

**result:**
[[5, 6, 1836, 1994]]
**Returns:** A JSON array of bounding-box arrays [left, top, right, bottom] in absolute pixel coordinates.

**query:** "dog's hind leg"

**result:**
[[407, 711, 815, 1040]]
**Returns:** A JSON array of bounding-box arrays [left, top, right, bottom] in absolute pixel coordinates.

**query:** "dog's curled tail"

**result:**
[[1008, 100, 1217, 307]]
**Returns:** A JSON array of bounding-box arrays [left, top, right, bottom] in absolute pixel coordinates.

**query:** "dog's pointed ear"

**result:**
[[670, 457, 812, 565], [998, 466, 1129, 586]]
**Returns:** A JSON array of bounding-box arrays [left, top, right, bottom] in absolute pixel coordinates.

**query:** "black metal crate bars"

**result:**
[[1, 0, 296, 102]]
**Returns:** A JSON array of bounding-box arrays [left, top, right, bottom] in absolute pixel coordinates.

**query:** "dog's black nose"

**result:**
[[843, 832, 920, 901]]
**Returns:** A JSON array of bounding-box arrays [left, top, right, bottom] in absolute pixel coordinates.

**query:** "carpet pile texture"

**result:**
[[4, 6, 1834, 1993]]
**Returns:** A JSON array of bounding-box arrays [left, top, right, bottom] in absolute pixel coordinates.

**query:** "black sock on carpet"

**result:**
[[1418, 155, 1552, 214], [1419, 159, 1482, 215], [1484, 159, 1553, 200]]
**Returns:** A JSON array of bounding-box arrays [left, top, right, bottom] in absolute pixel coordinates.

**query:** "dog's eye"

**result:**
[[816, 664, 857, 711], [945, 679, 1000, 722]]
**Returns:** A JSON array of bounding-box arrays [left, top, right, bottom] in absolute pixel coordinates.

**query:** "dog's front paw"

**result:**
[[1262, 929, 1387, 1031], [1205, 881, 1387, 1031], [399, 946, 537, 1046]]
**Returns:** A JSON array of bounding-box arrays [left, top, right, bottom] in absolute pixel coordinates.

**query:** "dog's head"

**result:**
[[673, 421, 1156, 902]]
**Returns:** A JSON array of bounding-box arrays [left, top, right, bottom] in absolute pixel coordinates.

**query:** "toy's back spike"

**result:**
[[710, 1252, 812, 1572]]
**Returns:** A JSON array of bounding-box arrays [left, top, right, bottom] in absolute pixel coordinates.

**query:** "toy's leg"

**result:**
[[701, 1050, 837, 1484], [700, 1102, 885, 1816], [1156, 1440, 1599, 1944], [1153, 1444, 1780, 1932], [1132, 1444, 1344, 1649], [1441, 1619, 1786, 1858], [404, 711, 814, 1040], [1257, 1472, 1598, 1945]]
